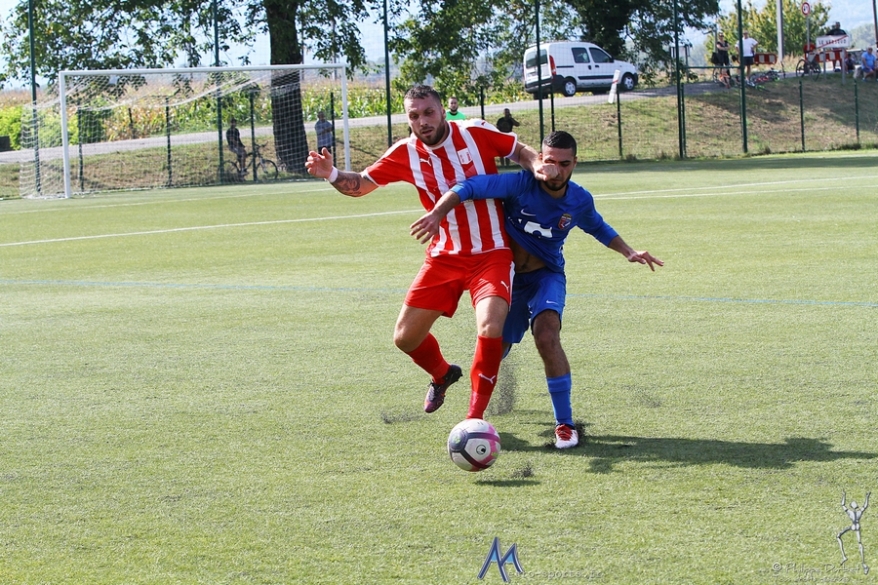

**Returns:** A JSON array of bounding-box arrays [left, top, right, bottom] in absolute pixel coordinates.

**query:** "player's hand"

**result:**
[[531, 160, 560, 182], [305, 147, 334, 179], [410, 213, 442, 245], [628, 250, 664, 271]]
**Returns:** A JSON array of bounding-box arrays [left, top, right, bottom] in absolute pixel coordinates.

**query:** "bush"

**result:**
[[0, 106, 23, 149]]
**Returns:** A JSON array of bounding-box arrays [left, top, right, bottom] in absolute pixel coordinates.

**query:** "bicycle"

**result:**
[[749, 68, 782, 84], [795, 53, 822, 78], [722, 73, 758, 90], [225, 142, 279, 182]]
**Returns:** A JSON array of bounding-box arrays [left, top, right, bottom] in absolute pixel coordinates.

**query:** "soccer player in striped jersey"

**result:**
[[305, 85, 551, 421], [410, 131, 663, 448]]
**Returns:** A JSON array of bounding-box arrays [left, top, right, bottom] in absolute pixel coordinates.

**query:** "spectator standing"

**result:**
[[826, 21, 846, 36], [714, 32, 731, 87], [495, 108, 520, 167], [315, 110, 334, 156], [739, 31, 759, 77], [226, 118, 246, 173], [446, 96, 466, 120], [826, 22, 848, 71]]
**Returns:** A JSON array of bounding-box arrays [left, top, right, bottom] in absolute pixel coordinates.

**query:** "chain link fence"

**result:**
[[460, 74, 878, 162]]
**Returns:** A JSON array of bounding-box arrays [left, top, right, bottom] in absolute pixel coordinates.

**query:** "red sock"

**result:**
[[466, 335, 504, 419], [406, 334, 450, 383]]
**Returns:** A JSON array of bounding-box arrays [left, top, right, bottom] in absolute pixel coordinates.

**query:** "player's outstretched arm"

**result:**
[[305, 147, 377, 198], [410, 190, 462, 244], [608, 236, 664, 271], [510, 143, 559, 182]]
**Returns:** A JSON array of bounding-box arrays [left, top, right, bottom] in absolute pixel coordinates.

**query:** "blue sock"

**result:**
[[547, 373, 573, 427]]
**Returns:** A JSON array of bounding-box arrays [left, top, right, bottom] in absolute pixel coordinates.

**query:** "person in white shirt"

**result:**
[[740, 31, 759, 77]]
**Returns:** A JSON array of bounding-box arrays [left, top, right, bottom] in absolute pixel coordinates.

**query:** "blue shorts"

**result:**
[[503, 268, 567, 345]]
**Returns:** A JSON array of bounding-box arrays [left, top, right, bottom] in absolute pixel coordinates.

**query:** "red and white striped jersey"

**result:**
[[364, 120, 518, 257]]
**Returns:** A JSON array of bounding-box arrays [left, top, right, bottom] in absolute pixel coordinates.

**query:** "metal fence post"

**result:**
[[165, 98, 172, 187], [854, 80, 860, 144], [736, 0, 748, 154], [799, 78, 805, 151], [616, 92, 623, 159], [673, 0, 685, 159], [249, 90, 257, 182], [77, 108, 84, 193], [535, 0, 544, 145]]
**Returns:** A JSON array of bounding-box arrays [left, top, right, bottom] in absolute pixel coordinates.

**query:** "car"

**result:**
[[523, 41, 639, 97]]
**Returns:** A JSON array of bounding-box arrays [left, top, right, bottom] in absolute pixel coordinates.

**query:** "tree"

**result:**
[[389, 0, 720, 94], [565, 0, 637, 57], [0, 0, 379, 171], [388, 0, 585, 101], [714, 0, 829, 57], [624, 0, 721, 81], [557, 0, 720, 81]]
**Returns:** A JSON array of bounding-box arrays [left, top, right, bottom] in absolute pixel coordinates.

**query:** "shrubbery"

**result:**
[[0, 78, 528, 151], [0, 105, 23, 149]]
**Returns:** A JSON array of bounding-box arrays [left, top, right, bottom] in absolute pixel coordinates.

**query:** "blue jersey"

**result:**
[[451, 170, 618, 273]]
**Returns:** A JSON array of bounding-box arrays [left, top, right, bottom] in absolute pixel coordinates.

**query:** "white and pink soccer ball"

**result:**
[[447, 418, 501, 472]]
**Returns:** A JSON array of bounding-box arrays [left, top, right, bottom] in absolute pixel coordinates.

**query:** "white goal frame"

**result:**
[[46, 64, 351, 198]]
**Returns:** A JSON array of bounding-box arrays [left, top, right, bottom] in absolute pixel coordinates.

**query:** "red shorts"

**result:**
[[405, 250, 514, 317]]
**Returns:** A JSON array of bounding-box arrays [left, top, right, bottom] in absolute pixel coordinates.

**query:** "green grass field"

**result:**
[[1, 152, 877, 584]]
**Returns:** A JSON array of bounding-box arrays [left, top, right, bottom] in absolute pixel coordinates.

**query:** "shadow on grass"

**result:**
[[584, 435, 877, 474], [499, 430, 876, 474]]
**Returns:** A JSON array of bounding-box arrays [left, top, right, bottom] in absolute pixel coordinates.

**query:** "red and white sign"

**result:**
[[753, 53, 778, 65], [801, 2, 811, 15], [816, 35, 851, 50]]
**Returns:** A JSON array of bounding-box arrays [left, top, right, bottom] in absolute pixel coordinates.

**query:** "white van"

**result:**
[[524, 41, 639, 97]]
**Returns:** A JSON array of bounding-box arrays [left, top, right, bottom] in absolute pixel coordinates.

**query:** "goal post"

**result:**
[[20, 63, 350, 198]]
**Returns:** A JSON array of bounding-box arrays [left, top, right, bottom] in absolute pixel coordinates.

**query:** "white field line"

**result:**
[[0, 209, 418, 247], [595, 174, 878, 198], [0, 186, 340, 214], [598, 183, 838, 201], [1, 175, 875, 247]]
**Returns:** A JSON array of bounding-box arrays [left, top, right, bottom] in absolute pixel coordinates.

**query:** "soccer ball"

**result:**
[[447, 418, 501, 472]]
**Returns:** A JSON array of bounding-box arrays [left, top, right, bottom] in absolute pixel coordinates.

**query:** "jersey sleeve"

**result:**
[[574, 187, 619, 246], [362, 139, 412, 187], [581, 218, 619, 247], [464, 119, 519, 160], [451, 171, 530, 202]]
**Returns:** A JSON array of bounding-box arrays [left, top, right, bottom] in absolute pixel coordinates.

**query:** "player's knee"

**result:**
[[477, 319, 504, 339], [533, 328, 561, 355], [393, 327, 419, 353]]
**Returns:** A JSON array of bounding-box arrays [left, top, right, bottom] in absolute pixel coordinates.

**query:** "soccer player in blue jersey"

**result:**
[[410, 131, 663, 449]]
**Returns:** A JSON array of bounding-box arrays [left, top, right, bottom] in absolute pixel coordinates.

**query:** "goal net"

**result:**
[[18, 64, 350, 198]]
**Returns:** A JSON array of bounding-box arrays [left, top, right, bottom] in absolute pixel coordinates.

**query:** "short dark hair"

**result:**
[[405, 84, 442, 105], [230, 117, 237, 124], [543, 131, 577, 156]]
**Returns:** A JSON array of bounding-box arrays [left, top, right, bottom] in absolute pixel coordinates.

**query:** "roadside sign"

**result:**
[[802, 2, 811, 15]]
